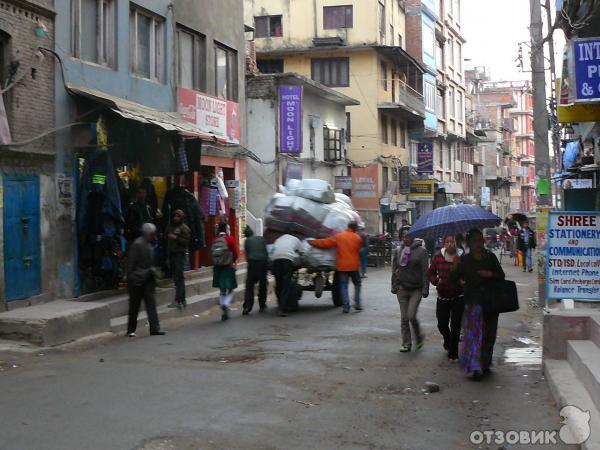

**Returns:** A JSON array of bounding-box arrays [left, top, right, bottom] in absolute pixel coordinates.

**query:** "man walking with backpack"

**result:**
[[212, 222, 238, 321]]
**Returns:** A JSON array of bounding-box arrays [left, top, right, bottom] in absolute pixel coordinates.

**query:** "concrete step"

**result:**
[[0, 301, 110, 347], [81, 269, 247, 319], [568, 340, 600, 413], [588, 315, 600, 350], [544, 359, 600, 450], [110, 286, 245, 334]]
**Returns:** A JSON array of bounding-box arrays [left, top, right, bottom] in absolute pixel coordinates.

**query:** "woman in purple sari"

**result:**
[[451, 229, 505, 380]]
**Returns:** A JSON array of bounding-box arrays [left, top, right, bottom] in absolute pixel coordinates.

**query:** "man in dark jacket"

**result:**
[[428, 235, 464, 360], [243, 226, 269, 315], [125, 187, 154, 242], [166, 210, 191, 309], [517, 221, 536, 272], [126, 223, 165, 337]]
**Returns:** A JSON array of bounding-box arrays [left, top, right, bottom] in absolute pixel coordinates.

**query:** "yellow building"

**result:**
[[246, 0, 426, 232]]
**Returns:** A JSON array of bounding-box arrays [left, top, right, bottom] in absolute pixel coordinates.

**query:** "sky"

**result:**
[[462, 0, 534, 82]]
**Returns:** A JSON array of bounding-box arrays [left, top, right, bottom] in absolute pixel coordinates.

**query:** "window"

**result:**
[[424, 81, 436, 113], [457, 91, 464, 121], [391, 118, 398, 146], [423, 25, 435, 58], [257, 59, 284, 74], [447, 36, 454, 67], [446, 0, 453, 15], [380, 60, 387, 91], [130, 7, 165, 81], [436, 91, 444, 117], [176, 26, 206, 91], [254, 15, 282, 38], [71, 0, 115, 67], [311, 58, 349, 87], [323, 5, 353, 29], [378, 1, 385, 43], [448, 87, 455, 117], [454, 0, 461, 21], [456, 42, 462, 71], [215, 44, 238, 101], [398, 34, 403, 47], [399, 121, 406, 148], [323, 127, 344, 161], [381, 114, 388, 144], [436, 40, 444, 70], [346, 112, 351, 143]]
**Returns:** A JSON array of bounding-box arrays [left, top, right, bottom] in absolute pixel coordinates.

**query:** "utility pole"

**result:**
[[530, 0, 552, 307]]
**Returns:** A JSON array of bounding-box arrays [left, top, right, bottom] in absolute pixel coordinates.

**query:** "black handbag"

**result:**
[[483, 279, 520, 314]]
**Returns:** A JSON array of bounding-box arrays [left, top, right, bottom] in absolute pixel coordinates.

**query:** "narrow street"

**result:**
[[0, 260, 563, 450]]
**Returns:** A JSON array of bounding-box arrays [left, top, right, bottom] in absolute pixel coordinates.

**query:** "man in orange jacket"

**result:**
[[310, 221, 363, 313]]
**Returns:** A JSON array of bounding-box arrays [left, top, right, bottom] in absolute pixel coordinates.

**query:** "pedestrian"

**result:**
[[243, 225, 269, 315], [269, 234, 301, 317], [517, 221, 536, 272], [358, 226, 369, 279], [310, 221, 363, 314], [428, 235, 464, 360], [125, 187, 154, 242], [126, 223, 165, 337], [451, 228, 505, 380], [166, 209, 191, 310], [391, 228, 429, 352], [211, 222, 238, 321]]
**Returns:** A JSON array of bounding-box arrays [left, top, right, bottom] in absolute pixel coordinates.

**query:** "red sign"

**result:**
[[178, 87, 240, 144], [352, 165, 379, 210]]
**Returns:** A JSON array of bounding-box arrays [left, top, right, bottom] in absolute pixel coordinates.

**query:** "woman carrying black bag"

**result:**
[[451, 229, 505, 380]]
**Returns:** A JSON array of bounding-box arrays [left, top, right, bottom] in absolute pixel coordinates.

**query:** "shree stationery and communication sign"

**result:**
[[546, 212, 600, 301]]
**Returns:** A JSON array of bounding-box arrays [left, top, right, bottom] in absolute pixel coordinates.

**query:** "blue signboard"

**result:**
[[417, 143, 434, 174], [573, 38, 600, 102]]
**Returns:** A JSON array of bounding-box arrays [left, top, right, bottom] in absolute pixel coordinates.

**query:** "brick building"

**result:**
[[0, 1, 58, 307]]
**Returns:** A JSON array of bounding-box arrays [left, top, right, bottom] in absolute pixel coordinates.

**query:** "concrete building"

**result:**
[[246, 0, 426, 232], [246, 72, 359, 221], [0, 1, 57, 308]]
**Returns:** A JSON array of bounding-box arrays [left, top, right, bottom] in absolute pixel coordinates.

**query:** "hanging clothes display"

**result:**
[[162, 186, 206, 250]]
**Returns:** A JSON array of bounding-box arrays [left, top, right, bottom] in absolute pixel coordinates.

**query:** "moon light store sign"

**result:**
[[279, 85, 303, 153], [573, 38, 600, 102], [547, 212, 600, 301], [417, 143, 434, 174]]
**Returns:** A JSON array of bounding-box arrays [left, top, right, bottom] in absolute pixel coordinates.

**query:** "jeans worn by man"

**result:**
[[338, 271, 362, 311]]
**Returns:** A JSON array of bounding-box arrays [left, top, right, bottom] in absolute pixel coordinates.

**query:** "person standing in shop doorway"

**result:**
[[125, 187, 154, 242], [211, 222, 238, 321], [166, 209, 191, 310], [243, 226, 269, 315], [517, 221, 536, 272], [126, 223, 165, 337]]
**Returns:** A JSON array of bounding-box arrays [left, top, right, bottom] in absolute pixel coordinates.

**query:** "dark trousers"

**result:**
[[436, 296, 464, 358], [170, 252, 186, 304], [272, 259, 295, 313], [482, 312, 499, 369], [244, 260, 268, 311], [127, 280, 160, 334]]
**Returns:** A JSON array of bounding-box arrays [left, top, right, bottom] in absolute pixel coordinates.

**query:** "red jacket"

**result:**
[[310, 229, 362, 272]]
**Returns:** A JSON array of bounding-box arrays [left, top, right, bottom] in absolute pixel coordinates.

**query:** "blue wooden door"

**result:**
[[3, 176, 41, 301]]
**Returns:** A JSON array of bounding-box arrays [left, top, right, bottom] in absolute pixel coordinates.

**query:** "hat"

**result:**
[[141, 223, 156, 236]]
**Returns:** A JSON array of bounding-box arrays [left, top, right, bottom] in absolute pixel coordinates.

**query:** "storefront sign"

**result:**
[[564, 179, 593, 189], [556, 78, 600, 122], [546, 212, 600, 301], [178, 88, 240, 144], [417, 143, 434, 174], [399, 166, 410, 194], [278, 85, 303, 154], [351, 165, 379, 210], [408, 180, 434, 201], [481, 186, 491, 207], [334, 176, 353, 190], [573, 38, 600, 103], [285, 162, 304, 182]]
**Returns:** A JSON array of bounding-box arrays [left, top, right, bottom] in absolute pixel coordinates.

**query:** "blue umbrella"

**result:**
[[407, 204, 502, 240]]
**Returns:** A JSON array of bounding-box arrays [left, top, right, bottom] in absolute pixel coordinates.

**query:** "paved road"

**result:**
[[0, 261, 564, 450]]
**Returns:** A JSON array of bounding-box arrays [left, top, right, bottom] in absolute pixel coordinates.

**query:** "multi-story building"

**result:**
[[0, 1, 56, 307], [246, 0, 426, 232]]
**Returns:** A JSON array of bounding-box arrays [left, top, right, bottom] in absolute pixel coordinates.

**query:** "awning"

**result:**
[[66, 83, 211, 138]]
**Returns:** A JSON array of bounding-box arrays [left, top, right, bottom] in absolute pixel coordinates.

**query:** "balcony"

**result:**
[[378, 78, 426, 121], [473, 148, 484, 166]]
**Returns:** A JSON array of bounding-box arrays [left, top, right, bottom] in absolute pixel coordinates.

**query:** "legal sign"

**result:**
[[573, 38, 600, 103], [351, 165, 379, 210], [279, 85, 303, 153], [417, 143, 434, 174], [546, 212, 600, 301]]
